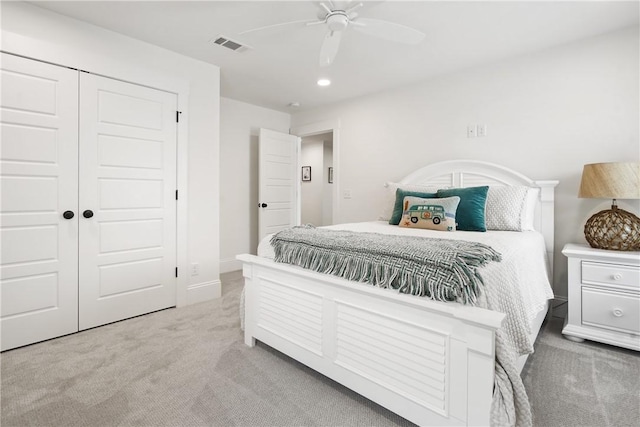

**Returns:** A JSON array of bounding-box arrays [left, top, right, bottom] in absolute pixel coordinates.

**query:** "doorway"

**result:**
[[300, 132, 333, 226]]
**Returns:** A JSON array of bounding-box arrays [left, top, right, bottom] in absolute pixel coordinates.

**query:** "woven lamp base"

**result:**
[[584, 206, 640, 251]]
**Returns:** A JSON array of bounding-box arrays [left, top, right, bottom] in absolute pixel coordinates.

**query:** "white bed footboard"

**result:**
[[238, 254, 505, 426]]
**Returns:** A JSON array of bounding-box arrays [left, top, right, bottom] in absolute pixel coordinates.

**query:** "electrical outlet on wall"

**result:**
[[467, 124, 487, 138], [191, 262, 199, 276], [467, 125, 477, 138]]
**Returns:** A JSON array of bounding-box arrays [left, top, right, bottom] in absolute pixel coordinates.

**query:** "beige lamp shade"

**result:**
[[578, 162, 640, 199], [578, 162, 640, 251]]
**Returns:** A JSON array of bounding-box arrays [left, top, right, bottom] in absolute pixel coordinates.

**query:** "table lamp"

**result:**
[[578, 162, 640, 251]]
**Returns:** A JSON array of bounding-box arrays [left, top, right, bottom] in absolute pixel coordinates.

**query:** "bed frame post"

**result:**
[[241, 263, 256, 347], [459, 325, 497, 426], [535, 180, 559, 281]]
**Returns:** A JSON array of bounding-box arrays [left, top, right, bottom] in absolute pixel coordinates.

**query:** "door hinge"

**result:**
[[175, 267, 178, 278], [175, 190, 178, 200], [176, 111, 182, 123]]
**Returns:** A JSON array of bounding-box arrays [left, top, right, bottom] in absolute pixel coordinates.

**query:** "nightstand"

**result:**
[[562, 243, 640, 351]]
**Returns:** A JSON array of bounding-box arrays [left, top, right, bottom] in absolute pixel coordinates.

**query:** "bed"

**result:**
[[237, 160, 558, 426]]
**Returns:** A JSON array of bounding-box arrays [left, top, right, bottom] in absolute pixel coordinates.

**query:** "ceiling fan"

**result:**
[[238, 1, 426, 67]]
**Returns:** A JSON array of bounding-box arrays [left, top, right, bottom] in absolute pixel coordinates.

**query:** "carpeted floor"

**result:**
[[1, 271, 638, 426], [522, 311, 640, 426]]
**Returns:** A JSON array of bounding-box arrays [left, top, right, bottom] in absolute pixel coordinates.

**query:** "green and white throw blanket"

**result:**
[[271, 225, 501, 305]]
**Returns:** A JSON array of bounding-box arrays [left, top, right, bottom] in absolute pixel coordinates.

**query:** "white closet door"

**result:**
[[0, 53, 79, 351], [78, 73, 177, 330]]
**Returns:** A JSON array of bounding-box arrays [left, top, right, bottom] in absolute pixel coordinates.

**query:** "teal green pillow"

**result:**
[[389, 188, 436, 225], [436, 186, 488, 232]]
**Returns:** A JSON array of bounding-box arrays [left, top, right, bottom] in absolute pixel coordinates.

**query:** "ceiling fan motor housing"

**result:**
[[326, 12, 350, 32]]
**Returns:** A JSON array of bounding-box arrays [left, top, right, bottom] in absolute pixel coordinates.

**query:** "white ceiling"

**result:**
[[30, 1, 639, 113]]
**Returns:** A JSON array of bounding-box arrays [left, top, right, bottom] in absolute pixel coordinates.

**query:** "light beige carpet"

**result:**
[[1, 271, 638, 426], [522, 313, 640, 426]]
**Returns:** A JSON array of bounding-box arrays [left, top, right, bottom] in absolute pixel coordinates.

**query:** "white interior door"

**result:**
[[78, 73, 177, 330], [258, 128, 300, 242], [0, 53, 79, 351]]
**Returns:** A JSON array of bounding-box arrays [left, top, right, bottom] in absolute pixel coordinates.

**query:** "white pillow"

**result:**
[[379, 182, 440, 221], [521, 187, 540, 231], [485, 186, 531, 231]]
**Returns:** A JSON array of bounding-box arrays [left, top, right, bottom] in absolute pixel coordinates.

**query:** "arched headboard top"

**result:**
[[401, 160, 537, 187], [396, 160, 559, 277], [398, 159, 558, 201]]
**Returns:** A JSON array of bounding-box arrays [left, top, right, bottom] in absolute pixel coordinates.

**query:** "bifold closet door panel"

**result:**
[[78, 73, 178, 330], [0, 53, 79, 351]]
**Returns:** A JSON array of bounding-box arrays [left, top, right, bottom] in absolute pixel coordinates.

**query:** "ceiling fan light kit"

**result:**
[[325, 12, 350, 32]]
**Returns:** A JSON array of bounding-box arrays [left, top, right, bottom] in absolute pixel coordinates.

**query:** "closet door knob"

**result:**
[[261, 203, 268, 208], [83, 210, 94, 219], [63, 210, 75, 219]]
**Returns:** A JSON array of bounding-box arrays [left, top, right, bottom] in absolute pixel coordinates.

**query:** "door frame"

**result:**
[[2, 35, 192, 307], [291, 119, 341, 224]]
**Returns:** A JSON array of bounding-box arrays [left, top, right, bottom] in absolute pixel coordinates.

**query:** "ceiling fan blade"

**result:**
[[352, 17, 425, 44], [239, 18, 320, 36], [344, 2, 364, 15], [319, 30, 343, 67], [319, 2, 333, 15]]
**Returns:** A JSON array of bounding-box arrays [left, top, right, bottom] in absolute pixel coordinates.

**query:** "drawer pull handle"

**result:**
[[612, 308, 624, 317], [612, 273, 623, 281]]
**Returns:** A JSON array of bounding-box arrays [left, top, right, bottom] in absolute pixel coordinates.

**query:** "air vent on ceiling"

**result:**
[[212, 35, 250, 53]]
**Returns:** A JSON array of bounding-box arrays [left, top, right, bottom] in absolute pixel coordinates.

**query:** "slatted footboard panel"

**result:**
[[335, 301, 449, 415], [257, 278, 324, 355]]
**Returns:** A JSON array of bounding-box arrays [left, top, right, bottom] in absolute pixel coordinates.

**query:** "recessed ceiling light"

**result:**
[[317, 79, 331, 87], [288, 102, 301, 108]]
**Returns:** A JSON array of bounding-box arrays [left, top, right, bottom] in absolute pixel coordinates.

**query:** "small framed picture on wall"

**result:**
[[328, 167, 333, 184], [302, 166, 311, 182]]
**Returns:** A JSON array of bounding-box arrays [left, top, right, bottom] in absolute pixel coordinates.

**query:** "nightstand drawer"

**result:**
[[582, 261, 640, 288], [582, 287, 640, 334]]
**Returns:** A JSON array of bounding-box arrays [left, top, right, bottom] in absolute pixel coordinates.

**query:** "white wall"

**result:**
[[219, 97, 290, 273], [301, 137, 325, 226], [300, 133, 334, 226], [291, 26, 640, 298], [323, 141, 334, 225], [2, 1, 222, 304]]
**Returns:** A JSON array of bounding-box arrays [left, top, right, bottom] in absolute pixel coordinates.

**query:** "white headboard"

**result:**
[[398, 160, 559, 276]]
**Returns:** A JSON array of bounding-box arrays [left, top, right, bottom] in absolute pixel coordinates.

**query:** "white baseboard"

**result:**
[[187, 280, 221, 304], [220, 257, 242, 273]]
